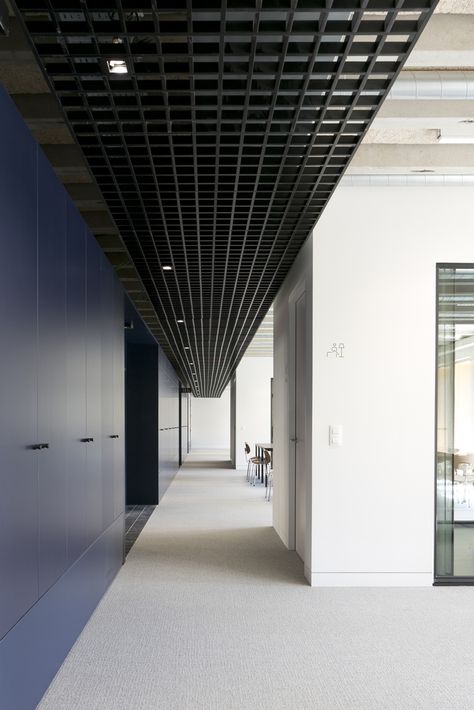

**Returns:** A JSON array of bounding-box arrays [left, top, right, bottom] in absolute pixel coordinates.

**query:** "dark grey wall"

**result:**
[[158, 348, 180, 499], [0, 85, 125, 710], [179, 387, 190, 466], [126, 343, 159, 504], [124, 299, 181, 504]]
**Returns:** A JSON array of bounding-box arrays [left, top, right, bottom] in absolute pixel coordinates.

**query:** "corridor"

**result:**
[[39, 457, 474, 710]]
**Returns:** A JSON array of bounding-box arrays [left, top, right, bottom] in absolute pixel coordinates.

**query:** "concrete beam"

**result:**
[[65, 182, 108, 210], [11, 93, 62, 121], [0, 18, 34, 56], [411, 15, 474, 53], [406, 16, 474, 69], [363, 127, 439, 144], [378, 99, 474, 121], [41, 144, 84, 168], [51, 167, 92, 184], [66, 183, 102, 201], [115, 266, 139, 279], [348, 143, 474, 174], [95, 234, 125, 252], [81, 210, 117, 232], [107, 252, 132, 268], [30, 126, 74, 145], [0, 19, 49, 94]]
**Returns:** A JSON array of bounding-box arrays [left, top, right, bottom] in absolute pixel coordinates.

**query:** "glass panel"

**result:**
[[436, 266, 474, 579]]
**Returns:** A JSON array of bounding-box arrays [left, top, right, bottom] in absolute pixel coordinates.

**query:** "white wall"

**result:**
[[235, 356, 273, 468], [273, 236, 313, 561], [190, 387, 230, 450], [310, 184, 474, 586]]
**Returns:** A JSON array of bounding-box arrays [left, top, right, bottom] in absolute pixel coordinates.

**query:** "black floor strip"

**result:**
[[124, 505, 156, 557]]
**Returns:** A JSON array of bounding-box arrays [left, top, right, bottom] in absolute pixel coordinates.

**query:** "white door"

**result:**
[[295, 292, 306, 561]]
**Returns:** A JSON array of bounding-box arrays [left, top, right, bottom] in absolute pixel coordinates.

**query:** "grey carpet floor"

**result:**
[[38, 456, 474, 710]]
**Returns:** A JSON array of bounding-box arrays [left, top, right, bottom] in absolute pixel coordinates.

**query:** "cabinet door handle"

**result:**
[[110, 434, 119, 439], [30, 443, 50, 450], [80, 437, 94, 443]]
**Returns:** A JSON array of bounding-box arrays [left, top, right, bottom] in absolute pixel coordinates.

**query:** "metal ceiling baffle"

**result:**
[[15, 0, 438, 395]]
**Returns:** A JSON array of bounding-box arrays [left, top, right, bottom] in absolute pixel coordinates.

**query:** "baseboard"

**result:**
[[308, 572, 433, 587], [0, 514, 124, 710]]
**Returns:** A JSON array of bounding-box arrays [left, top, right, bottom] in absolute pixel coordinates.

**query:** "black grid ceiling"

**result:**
[[17, 0, 437, 396]]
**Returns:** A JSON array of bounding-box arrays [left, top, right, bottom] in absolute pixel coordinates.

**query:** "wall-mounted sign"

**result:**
[[326, 343, 345, 358]]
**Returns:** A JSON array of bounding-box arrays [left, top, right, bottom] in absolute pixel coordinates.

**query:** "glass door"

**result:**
[[436, 266, 474, 582]]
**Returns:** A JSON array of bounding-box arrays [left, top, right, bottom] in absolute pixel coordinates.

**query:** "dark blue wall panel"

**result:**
[[85, 235, 103, 547], [0, 86, 39, 639], [113, 282, 125, 520], [66, 202, 88, 565], [0, 84, 125, 708], [101, 256, 116, 528], [0, 515, 124, 710], [37, 150, 68, 597]]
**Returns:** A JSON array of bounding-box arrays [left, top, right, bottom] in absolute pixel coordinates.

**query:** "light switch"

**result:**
[[329, 424, 343, 447]]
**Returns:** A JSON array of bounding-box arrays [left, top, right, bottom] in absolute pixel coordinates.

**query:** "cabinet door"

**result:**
[[66, 203, 87, 564], [113, 280, 125, 520], [37, 152, 68, 596], [101, 256, 115, 529], [85, 234, 103, 544], [0, 92, 38, 637]]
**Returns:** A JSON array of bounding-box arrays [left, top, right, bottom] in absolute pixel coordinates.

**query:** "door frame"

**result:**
[[230, 373, 236, 468], [288, 278, 312, 568]]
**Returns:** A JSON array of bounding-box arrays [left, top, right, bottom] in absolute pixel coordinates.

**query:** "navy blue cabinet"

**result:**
[[0, 105, 39, 639], [113, 281, 125, 519], [37, 152, 68, 596], [66, 202, 88, 564], [85, 235, 103, 546], [0, 86, 125, 708], [101, 257, 125, 527], [101, 255, 116, 530]]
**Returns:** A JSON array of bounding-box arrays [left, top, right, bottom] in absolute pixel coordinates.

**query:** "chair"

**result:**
[[262, 449, 273, 500], [266, 468, 273, 501], [244, 442, 264, 485]]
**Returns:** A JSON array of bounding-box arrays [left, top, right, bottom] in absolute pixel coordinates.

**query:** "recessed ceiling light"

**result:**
[[107, 59, 128, 74], [177, 319, 184, 324], [163, 265, 172, 271], [184, 346, 190, 349]]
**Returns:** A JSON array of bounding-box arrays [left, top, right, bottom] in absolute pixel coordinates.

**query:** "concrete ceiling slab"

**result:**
[[378, 99, 474, 121], [30, 126, 74, 144], [436, 0, 474, 12], [363, 127, 440, 144]]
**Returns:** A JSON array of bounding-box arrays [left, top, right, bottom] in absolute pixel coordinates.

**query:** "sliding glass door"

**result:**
[[436, 266, 474, 582]]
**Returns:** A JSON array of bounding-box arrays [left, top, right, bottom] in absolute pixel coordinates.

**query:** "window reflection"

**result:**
[[436, 266, 474, 580]]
